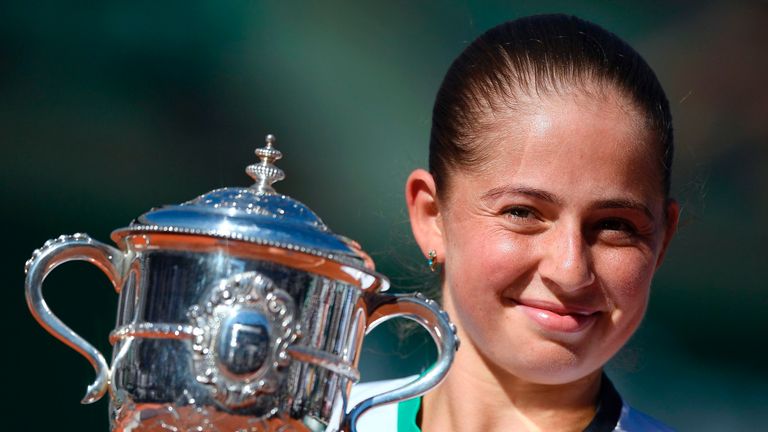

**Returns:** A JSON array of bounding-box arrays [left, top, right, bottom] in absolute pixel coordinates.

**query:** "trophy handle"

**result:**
[[343, 292, 459, 432], [24, 233, 124, 404]]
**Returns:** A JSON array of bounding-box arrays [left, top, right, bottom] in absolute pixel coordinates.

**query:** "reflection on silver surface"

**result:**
[[187, 271, 298, 409], [106, 245, 367, 428], [24, 136, 458, 431]]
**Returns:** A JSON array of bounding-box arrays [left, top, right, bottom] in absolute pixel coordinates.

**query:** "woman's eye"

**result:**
[[504, 207, 536, 220], [595, 218, 642, 245], [597, 218, 636, 234]]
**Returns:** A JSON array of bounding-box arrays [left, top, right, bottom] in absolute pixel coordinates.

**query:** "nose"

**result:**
[[538, 222, 595, 292]]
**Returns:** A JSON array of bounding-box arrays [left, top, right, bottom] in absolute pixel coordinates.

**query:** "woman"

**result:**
[[351, 13, 679, 432]]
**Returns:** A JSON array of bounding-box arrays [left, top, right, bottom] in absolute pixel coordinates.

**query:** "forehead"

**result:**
[[448, 91, 664, 205]]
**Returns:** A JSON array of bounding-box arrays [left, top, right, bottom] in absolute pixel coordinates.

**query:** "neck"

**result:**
[[420, 327, 602, 432]]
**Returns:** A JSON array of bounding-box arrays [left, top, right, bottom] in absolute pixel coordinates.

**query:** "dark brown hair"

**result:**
[[429, 14, 673, 197]]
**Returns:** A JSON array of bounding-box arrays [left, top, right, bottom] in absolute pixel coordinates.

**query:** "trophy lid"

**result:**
[[111, 135, 365, 266]]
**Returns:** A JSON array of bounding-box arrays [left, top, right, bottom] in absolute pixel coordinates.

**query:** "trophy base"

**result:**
[[112, 403, 320, 432]]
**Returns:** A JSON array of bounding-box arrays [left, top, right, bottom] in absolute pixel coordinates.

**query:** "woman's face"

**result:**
[[429, 91, 677, 385]]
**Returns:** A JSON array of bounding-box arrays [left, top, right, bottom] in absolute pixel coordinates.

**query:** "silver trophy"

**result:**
[[24, 135, 458, 432]]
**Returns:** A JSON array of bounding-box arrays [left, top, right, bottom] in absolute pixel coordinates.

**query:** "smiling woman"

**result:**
[[351, 13, 679, 432]]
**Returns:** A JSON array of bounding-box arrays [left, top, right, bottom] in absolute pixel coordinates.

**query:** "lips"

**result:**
[[510, 299, 600, 333]]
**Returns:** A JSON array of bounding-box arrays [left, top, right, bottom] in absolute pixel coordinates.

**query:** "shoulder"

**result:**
[[348, 376, 417, 432], [616, 403, 676, 432], [349, 377, 677, 432]]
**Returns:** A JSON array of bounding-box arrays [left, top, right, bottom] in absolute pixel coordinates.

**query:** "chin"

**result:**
[[514, 362, 602, 386], [488, 338, 607, 386]]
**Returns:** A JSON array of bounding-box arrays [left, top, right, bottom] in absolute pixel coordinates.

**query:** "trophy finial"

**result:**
[[247, 134, 286, 194]]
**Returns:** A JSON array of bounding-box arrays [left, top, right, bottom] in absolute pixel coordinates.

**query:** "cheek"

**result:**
[[596, 247, 657, 318], [446, 225, 532, 297], [443, 224, 536, 339]]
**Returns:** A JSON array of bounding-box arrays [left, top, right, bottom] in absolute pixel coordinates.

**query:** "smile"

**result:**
[[508, 299, 601, 333]]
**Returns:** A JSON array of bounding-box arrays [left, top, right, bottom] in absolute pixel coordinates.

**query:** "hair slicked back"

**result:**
[[429, 14, 673, 196]]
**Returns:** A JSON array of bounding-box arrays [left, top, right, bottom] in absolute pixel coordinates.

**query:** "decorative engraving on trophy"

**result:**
[[188, 271, 299, 409], [218, 310, 271, 376]]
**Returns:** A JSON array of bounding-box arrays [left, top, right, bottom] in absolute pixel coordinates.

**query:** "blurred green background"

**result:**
[[3, 1, 766, 430]]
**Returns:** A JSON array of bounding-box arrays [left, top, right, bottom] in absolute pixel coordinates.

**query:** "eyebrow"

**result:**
[[480, 185, 655, 219], [591, 199, 655, 220], [481, 185, 564, 206]]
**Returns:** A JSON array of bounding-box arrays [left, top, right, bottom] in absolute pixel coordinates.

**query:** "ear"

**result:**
[[405, 169, 445, 263], [655, 198, 680, 269]]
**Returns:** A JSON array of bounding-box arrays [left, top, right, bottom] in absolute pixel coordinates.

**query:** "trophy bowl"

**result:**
[[24, 135, 458, 431]]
